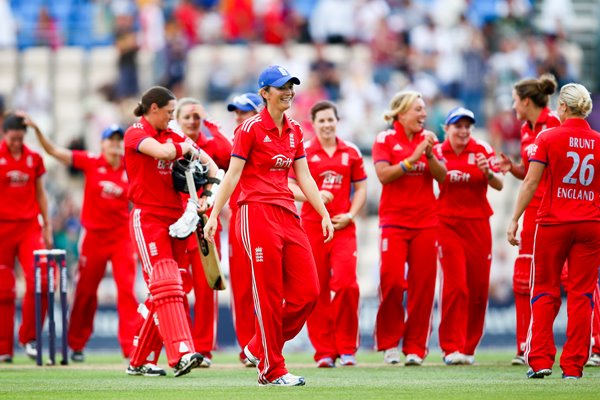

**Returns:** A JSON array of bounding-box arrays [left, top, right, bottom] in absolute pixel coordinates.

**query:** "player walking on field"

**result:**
[[225, 92, 263, 367], [204, 65, 334, 386], [508, 83, 600, 379], [372, 91, 446, 366], [33, 124, 139, 362], [123, 86, 207, 377], [0, 113, 52, 362], [434, 107, 503, 365], [497, 74, 560, 365], [288, 100, 366, 368], [175, 98, 231, 367]]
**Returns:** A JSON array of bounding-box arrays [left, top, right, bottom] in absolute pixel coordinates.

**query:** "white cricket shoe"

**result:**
[[443, 351, 466, 365], [586, 353, 600, 367], [463, 354, 475, 365], [512, 354, 526, 366], [24, 342, 37, 360], [126, 363, 167, 377], [316, 357, 335, 368], [260, 373, 306, 387], [173, 352, 203, 377], [243, 345, 259, 367], [383, 348, 400, 365], [199, 355, 212, 368], [339, 354, 357, 366], [405, 354, 423, 366]]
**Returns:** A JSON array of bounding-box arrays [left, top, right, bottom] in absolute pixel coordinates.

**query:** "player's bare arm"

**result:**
[[35, 177, 53, 249], [293, 158, 334, 242], [507, 161, 545, 246], [138, 137, 198, 161], [204, 156, 245, 242], [476, 153, 503, 191], [423, 131, 446, 183], [331, 179, 366, 230], [498, 152, 526, 179], [30, 118, 73, 165]]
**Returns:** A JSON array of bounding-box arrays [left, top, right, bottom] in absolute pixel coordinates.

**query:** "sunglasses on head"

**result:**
[[232, 95, 260, 113]]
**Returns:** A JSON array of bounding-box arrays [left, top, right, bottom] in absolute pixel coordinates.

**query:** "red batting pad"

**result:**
[[149, 259, 195, 366]]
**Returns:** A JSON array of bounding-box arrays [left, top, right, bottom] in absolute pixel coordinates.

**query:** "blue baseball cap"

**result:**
[[258, 65, 300, 88], [444, 107, 476, 125], [101, 124, 125, 140], [227, 93, 262, 112]]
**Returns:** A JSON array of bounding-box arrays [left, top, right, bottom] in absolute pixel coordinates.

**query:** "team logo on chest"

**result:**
[[99, 180, 124, 198], [320, 170, 343, 190], [263, 136, 272, 143], [526, 144, 538, 157], [310, 154, 321, 162], [26, 155, 33, 168], [341, 153, 349, 166], [97, 166, 107, 174], [448, 170, 470, 183], [271, 154, 293, 171], [0, 157, 6, 165], [6, 170, 29, 186], [467, 153, 475, 165], [289, 134, 295, 148]]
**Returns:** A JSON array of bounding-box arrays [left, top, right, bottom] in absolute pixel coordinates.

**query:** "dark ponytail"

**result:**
[[134, 86, 176, 117]]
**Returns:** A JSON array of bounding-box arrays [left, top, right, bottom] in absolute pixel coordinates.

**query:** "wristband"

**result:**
[[173, 142, 183, 159], [403, 158, 413, 169], [346, 212, 354, 221], [426, 152, 434, 159], [400, 162, 408, 172], [487, 172, 494, 180], [201, 190, 213, 198]]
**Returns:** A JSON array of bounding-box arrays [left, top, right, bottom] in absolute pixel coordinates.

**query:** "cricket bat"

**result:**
[[185, 167, 226, 291]]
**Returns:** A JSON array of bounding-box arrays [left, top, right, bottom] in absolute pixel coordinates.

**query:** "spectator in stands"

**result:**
[[173, 0, 201, 47], [0, 0, 16, 48], [35, 6, 61, 49], [310, 0, 356, 44], [114, 13, 139, 100], [221, 0, 256, 43], [310, 44, 341, 101]]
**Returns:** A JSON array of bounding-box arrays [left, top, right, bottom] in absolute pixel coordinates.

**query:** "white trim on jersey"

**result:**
[[241, 114, 262, 133], [376, 129, 396, 144]]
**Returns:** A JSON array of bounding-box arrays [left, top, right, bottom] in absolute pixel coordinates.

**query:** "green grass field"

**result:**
[[1, 350, 599, 400]]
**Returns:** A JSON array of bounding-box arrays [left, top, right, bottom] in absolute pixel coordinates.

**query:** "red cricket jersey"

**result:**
[[72, 150, 129, 230], [232, 108, 306, 216], [0, 142, 45, 221], [124, 116, 193, 220], [372, 121, 440, 228], [434, 138, 498, 219], [520, 107, 561, 209], [291, 136, 366, 222], [196, 118, 233, 170], [529, 118, 600, 224]]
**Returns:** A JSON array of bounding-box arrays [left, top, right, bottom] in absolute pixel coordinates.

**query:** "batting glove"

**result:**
[[169, 198, 200, 239]]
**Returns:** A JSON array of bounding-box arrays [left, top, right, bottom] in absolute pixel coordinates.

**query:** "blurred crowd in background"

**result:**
[[0, 0, 598, 304]]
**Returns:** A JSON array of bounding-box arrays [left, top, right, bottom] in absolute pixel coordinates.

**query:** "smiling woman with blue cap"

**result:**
[[203, 65, 334, 386], [32, 122, 139, 364], [434, 106, 502, 366]]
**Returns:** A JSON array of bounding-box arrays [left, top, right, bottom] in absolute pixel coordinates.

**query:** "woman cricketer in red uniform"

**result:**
[[33, 124, 139, 361], [175, 98, 231, 367], [226, 92, 263, 367], [434, 107, 503, 365], [372, 90, 446, 366], [498, 74, 560, 365], [289, 100, 366, 368], [0, 113, 52, 362], [204, 66, 334, 386], [508, 83, 600, 380], [123, 86, 205, 377]]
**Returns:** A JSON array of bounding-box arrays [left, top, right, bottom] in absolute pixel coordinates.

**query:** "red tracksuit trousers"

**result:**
[[228, 207, 255, 361], [526, 222, 600, 377], [0, 219, 45, 355], [375, 226, 437, 358], [67, 227, 139, 357], [513, 206, 537, 355], [238, 203, 319, 383], [438, 217, 491, 356], [304, 220, 359, 361]]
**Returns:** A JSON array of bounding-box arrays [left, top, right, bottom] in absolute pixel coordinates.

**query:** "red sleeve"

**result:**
[[350, 148, 367, 182], [124, 126, 150, 152], [372, 133, 392, 164], [231, 126, 255, 160], [294, 127, 306, 160], [71, 150, 95, 171], [35, 153, 45, 178], [529, 134, 547, 164], [204, 120, 232, 169]]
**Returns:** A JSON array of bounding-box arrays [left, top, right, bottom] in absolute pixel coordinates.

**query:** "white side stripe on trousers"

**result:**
[[132, 209, 153, 275]]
